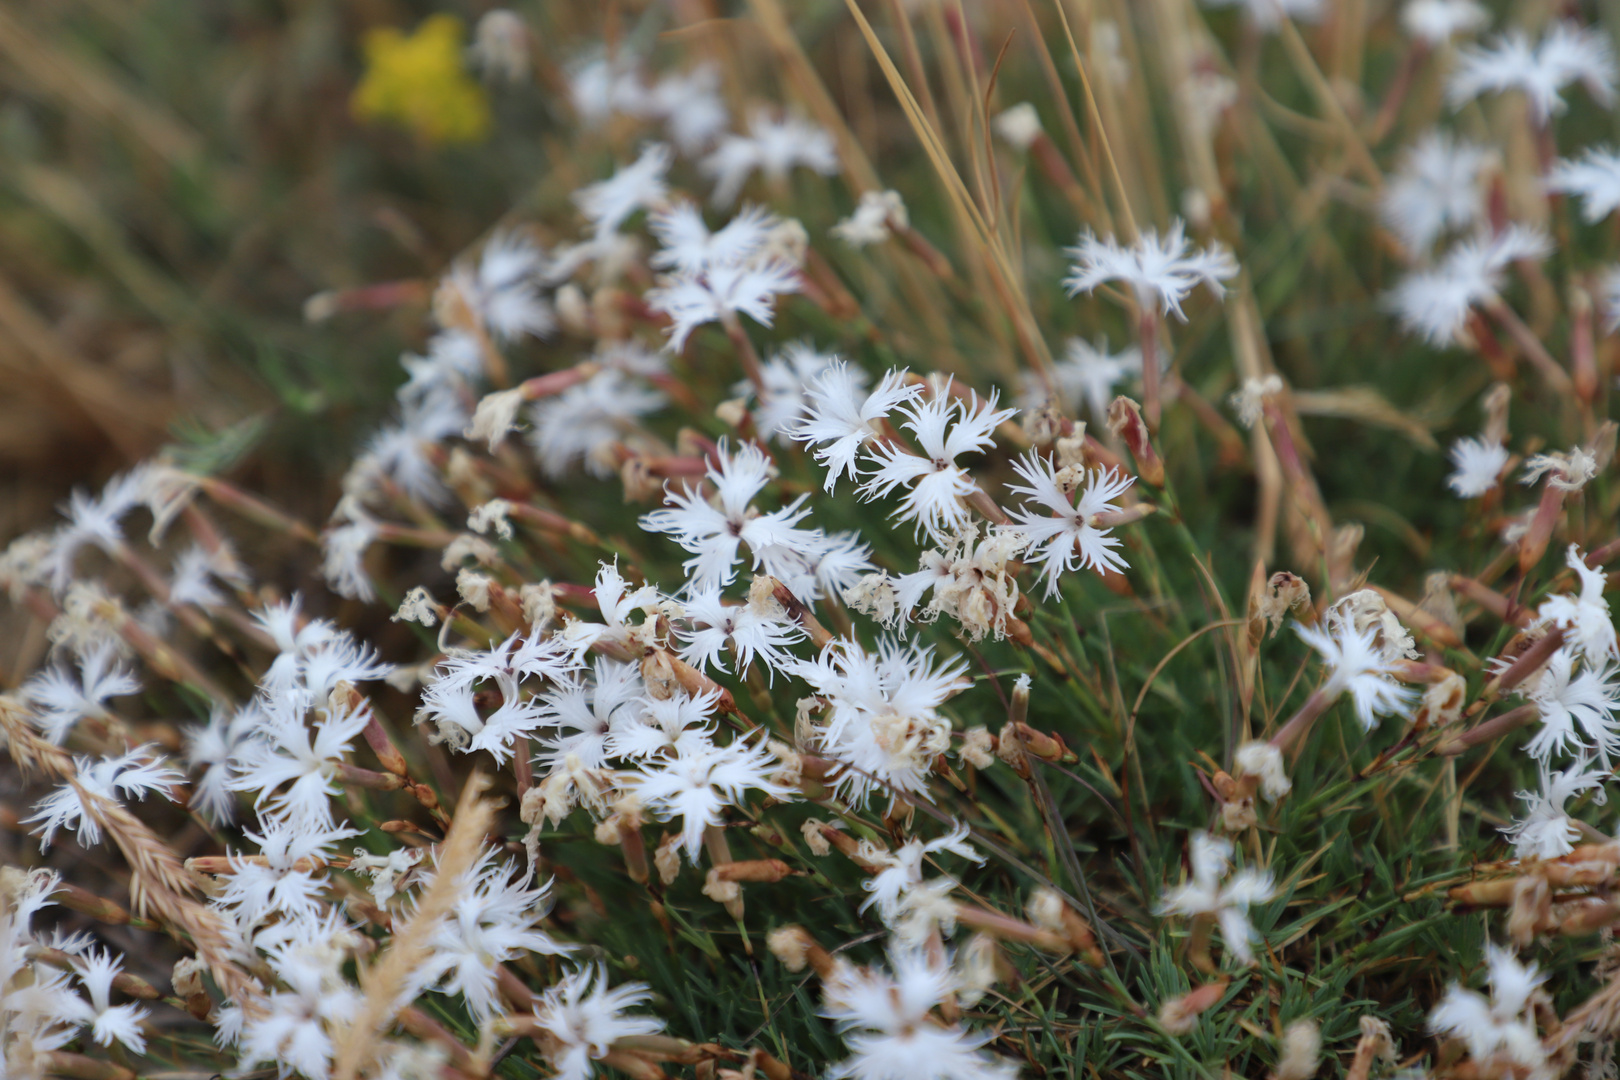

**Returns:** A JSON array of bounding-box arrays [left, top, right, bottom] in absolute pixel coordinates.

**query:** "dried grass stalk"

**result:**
[[2, 693, 262, 1010], [332, 773, 496, 1080]]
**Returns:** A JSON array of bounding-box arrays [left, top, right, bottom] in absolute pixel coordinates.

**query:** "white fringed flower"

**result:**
[[446, 230, 557, 342], [1547, 146, 1620, 222], [1386, 226, 1551, 345], [1002, 453, 1134, 596], [738, 341, 843, 442], [1502, 758, 1603, 860], [1234, 742, 1291, 800], [22, 642, 139, 745], [700, 108, 840, 206], [645, 259, 800, 353], [792, 364, 923, 493], [1065, 219, 1238, 320], [1030, 337, 1146, 421], [625, 733, 789, 861], [858, 387, 1016, 543], [416, 847, 570, 1020], [73, 949, 147, 1053], [649, 201, 777, 274], [1380, 130, 1492, 256], [1294, 618, 1417, 730], [1158, 832, 1275, 965], [791, 637, 969, 808], [29, 747, 182, 850], [639, 440, 823, 596], [1401, 0, 1488, 46], [229, 691, 370, 829], [528, 369, 666, 479], [1430, 944, 1547, 1076], [573, 143, 671, 240], [1520, 647, 1620, 766], [821, 948, 1019, 1080], [1445, 436, 1509, 497], [1200, 0, 1325, 33], [1448, 21, 1617, 123], [1539, 545, 1619, 666], [529, 966, 664, 1080], [858, 822, 982, 932], [831, 190, 906, 247]]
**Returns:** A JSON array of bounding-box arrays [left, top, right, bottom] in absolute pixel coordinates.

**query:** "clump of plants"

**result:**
[[4, 2, 1620, 1079]]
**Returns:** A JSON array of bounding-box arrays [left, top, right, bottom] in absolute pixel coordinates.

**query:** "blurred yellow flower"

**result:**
[[351, 14, 491, 145]]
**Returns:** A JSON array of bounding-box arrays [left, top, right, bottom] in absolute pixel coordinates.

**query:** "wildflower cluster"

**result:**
[[6, 2, 1620, 1080]]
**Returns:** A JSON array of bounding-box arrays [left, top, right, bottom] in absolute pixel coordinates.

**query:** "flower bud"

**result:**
[[641, 651, 679, 700], [1107, 396, 1165, 486], [767, 925, 835, 978], [1271, 1020, 1320, 1080], [1158, 979, 1228, 1035]]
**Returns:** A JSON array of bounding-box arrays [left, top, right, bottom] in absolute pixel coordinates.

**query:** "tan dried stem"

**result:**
[[843, 0, 1058, 394], [332, 773, 496, 1080], [1549, 963, 1620, 1060], [1271, 13, 1382, 188], [2, 697, 260, 1012]]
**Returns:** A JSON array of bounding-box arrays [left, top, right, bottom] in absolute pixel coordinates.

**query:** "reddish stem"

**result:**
[[1138, 308, 1161, 433], [1269, 688, 1332, 755]]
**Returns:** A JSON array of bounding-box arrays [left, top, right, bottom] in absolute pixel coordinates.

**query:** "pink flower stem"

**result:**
[[1268, 687, 1332, 756], [1490, 626, 1567, 697], [1367, 42, 1424, 144], [722, 314, 768, 397], [1138, 307, 1161, 433], [1585, 537, 1620, 568], [1518, 482, 1568, 574], [1483, 297, 1573, 397], [1435, 704, 1540, 756], [1573, 286, 1597, 406], [512, 736, 531, 801]]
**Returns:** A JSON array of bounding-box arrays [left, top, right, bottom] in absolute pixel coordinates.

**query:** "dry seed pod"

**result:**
[[654, 833, 682, 885], [1158, 979, 1229, 1035], [1244, 560, 1270, 648], [766, 925, 835, 978], [641, 650, 679, 700], [1257, 572, 1313, 636], [1418, 571, 1464, 640], [1022, 405, 1067, 447], [1345, 1017, 1396, 1080], [1557, 899, 1620, 935], [621, 457, 662, 502], [709, 859, 793, 884], [1507, 875, 1552, 947], [1269, 1020, 1320, 1080], [1107, 396, 1165, 486], [1412, 671, 1467, 733], [1219, 793, 1258, 832]]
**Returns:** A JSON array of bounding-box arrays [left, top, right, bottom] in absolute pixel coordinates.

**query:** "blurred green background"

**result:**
[[0, 1, 587, 538]]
